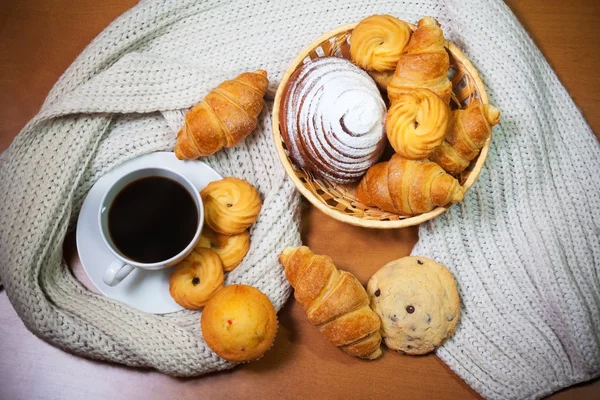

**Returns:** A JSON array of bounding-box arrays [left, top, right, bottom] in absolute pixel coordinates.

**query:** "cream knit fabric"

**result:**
[[1, 0, 599, 398]]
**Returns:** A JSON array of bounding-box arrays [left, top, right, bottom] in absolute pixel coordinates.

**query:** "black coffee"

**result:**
[[108, 176, 198, 263]]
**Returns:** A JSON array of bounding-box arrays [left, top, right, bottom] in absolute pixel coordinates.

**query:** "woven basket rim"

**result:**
[[272, 21, 491, 229]]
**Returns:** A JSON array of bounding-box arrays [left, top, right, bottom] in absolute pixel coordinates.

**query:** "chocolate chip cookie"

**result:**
[[367, 256, 460, 355]]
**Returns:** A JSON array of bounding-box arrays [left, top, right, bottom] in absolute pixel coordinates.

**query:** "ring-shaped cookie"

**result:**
[[198, 227, 250, 272], [201, 177, 262, 235], [169, 247, 224, 309], [350, 14, 412, 72]]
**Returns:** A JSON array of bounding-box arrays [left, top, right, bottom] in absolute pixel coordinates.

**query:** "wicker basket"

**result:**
[[272, 22, 490, 229]]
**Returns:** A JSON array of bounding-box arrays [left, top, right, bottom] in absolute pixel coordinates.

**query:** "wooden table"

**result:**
[[1, 1, 599, 399]]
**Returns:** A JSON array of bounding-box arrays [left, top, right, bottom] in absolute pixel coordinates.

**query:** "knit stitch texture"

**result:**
[[0, 0, 599, 398]]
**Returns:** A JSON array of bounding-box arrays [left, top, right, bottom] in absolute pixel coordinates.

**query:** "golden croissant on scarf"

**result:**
[[174, 70, 269, 159]]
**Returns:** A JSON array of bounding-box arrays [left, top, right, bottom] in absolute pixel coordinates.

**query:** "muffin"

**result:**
[[201, 284, 278, 362]]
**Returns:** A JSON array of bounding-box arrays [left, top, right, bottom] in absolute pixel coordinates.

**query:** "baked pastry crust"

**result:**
[[388, 17, 452, 103], [356, 154, 464, 215], [430, 104, 500, 175], [279, 57, 387, 183], [367, 70, 394, 91], [174, 70, 268, 159], [279, 246, 382, 360]]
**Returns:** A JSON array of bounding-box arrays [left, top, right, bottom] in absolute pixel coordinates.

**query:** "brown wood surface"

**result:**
[[0, 1, 599, 399]]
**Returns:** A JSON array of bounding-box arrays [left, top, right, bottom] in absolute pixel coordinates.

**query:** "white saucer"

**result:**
[[76, 152, 222, 314]]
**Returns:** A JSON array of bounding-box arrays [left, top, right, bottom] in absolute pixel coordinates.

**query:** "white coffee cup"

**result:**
[[99, 167, 203, 286]]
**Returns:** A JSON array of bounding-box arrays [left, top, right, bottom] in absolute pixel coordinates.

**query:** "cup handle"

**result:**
[[103, 260, 135, 286]]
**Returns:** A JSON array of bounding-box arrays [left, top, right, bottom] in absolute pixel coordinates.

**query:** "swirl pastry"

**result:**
[[350, 14, 412, 72], [169, 247, 224, 310], [388, 17, 452, 103], [280, 57, 387, 183], [201, 177, 262, 235], [386, 88, 450, 159], [356, 154, 464, 215], [198, 227, 250, 272], [430, 103, 500, 175]]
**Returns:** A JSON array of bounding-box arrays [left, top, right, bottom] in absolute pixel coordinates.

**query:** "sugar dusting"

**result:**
[[283, 57, 387, 183]]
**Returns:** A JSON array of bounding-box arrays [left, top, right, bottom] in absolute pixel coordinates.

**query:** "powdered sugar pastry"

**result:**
[[281, 57, 386, 183]]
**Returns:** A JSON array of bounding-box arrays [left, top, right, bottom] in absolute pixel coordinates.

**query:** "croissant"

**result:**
[[429, 103, 501, 175], [386, 88, 450, 159], [279, 246, 382, 360], [174, 70, 269, 159], [387, 17, 452, 103], [350, 14, 412, 72], [356, 154, 464, 215]]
